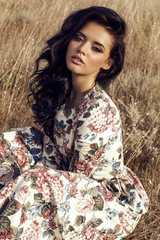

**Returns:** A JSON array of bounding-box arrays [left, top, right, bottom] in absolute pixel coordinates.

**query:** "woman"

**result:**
[[0, 6, 149, 240]]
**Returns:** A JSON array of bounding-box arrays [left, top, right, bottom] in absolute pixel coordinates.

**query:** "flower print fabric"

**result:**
[[0, 84, 149, 239]]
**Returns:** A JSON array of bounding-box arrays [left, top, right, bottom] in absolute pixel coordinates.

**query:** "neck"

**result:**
[[71, 73, 96, 95], [65, 74, 96, 109]]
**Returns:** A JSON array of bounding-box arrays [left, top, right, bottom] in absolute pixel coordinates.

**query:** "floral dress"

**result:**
[[0, 84, 149, 240]]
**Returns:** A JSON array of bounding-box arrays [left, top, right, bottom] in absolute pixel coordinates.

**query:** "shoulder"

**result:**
[[86, 84, 120, 119], [92, 84, 118, 105], [77, 84, 121, 134]]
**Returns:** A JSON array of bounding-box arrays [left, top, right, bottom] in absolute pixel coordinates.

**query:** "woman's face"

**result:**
[[66, 21, 114, 80]]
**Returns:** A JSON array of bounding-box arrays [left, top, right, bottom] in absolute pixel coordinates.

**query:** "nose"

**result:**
[[78, 42, 89, 55]]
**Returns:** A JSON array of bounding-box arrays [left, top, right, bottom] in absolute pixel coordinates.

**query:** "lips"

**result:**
[[71, 55, 84, 64]]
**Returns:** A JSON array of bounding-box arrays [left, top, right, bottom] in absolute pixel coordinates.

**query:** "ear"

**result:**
[[102, 59, 114, 70]]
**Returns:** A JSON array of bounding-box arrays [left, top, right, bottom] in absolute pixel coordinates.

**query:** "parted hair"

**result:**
[[29, 6, 126, 140]]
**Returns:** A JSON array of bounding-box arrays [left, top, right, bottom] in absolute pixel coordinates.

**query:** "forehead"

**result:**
[[79, 21, 114, 48]]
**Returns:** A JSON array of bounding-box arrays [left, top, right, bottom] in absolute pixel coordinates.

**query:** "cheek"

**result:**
[[89, 56, 106, 69], [66, 42, 76, 62], [67, 41, 76, 52], [66, 44, 71, 58], [66, 44, 72, 63]]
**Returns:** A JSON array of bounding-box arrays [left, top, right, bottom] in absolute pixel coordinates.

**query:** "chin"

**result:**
[[67, 64, 82, 75]]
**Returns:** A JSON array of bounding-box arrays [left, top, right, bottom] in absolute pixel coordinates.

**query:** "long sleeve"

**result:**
[[69, 98, 149, 215], [70, 98, 123, 183], [0, 126, 43, 190]]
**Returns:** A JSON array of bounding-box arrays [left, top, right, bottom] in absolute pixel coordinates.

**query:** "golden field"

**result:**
[[0, 0, 160, 239]]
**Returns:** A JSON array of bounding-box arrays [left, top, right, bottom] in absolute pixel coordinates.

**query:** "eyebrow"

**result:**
[[78, 31, 105, 50]]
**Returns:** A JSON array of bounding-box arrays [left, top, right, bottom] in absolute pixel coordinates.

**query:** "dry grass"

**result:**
[[0, 0, 160, 239]]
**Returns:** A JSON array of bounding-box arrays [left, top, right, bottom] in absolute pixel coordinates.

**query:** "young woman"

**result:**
[[0, 6, 149, 240]]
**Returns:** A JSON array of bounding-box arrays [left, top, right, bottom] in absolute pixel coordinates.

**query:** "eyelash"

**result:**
[[73, 34, 103, 53], [73, 34, 83, 41], [92, 46, 102, 53]]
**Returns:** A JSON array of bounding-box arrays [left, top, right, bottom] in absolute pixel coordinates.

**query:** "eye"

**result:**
[[73, 33, 83, 42], [92, 46, 103, 53]]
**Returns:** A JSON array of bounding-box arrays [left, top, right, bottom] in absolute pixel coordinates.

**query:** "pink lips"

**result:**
[[71, 55, 84, 64]]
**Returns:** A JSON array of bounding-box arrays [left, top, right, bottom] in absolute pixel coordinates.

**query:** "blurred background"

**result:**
[[0, 0, 159, 239]]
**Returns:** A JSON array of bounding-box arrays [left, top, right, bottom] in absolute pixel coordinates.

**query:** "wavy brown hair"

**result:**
[[29, 6, 126, 140]]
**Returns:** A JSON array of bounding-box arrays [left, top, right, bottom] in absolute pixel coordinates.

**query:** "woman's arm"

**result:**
[[69, 99, 148, 213], [0, 126, 43, 189], [70, 100, 123, 182]]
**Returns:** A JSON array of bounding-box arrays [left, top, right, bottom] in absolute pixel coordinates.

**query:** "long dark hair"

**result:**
[[29, 6, 126, 140]]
